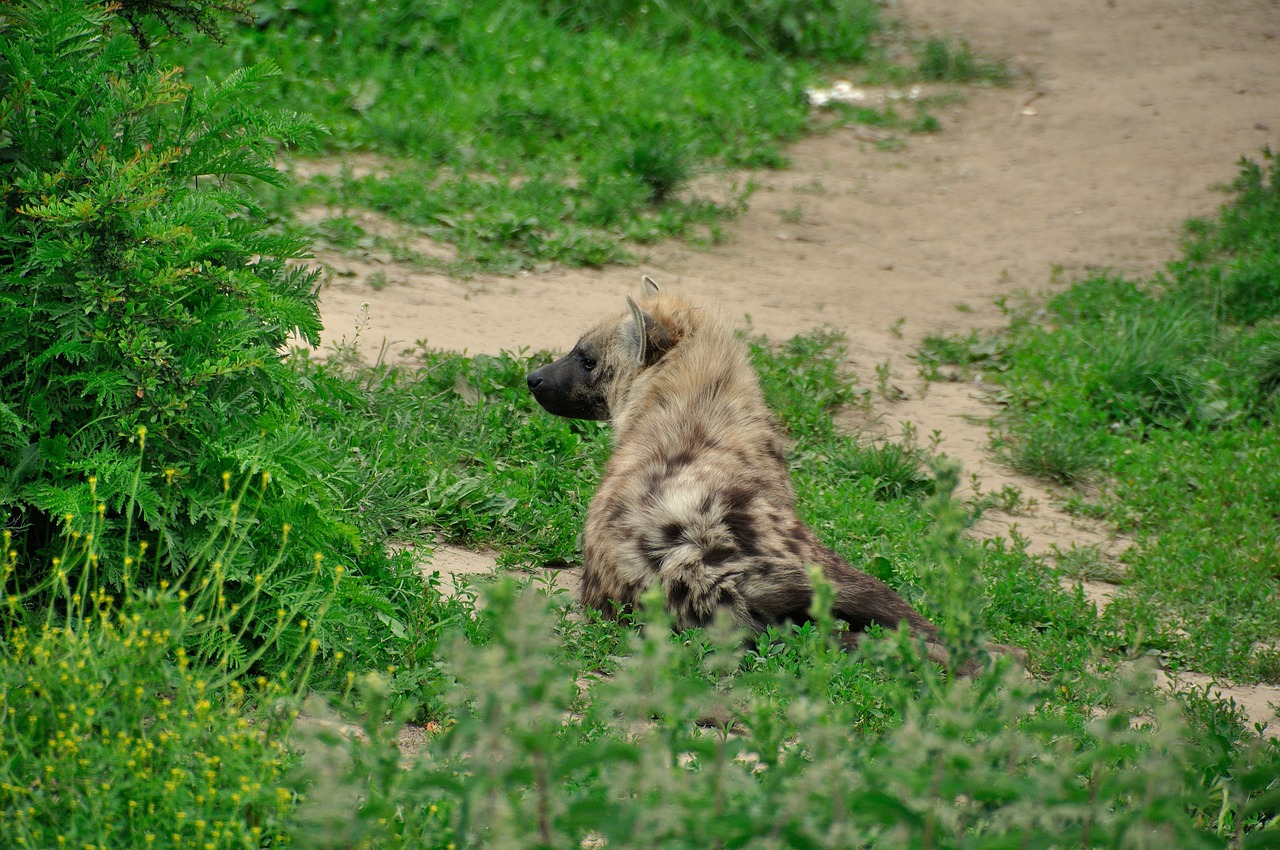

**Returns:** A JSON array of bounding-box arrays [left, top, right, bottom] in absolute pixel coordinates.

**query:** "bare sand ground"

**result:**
[[305, 0, 1280, 730]]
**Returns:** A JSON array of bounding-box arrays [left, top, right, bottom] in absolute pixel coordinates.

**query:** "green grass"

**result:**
[[930, 151, 1280, 684], [149, 0, 974, 273], [917, 329, 1007, 382], [1177, 152, 1280, 323], [290, 344, 612, 567], [292, 327, 1129, 701]]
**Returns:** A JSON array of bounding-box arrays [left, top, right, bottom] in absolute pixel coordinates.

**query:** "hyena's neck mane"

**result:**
[[609, 297, 778, 451]]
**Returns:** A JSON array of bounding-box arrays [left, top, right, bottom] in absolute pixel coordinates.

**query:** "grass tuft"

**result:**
[[916, 36, 1010, 85], [615, 122, 698, 204], [993, 418, 1105, 486]]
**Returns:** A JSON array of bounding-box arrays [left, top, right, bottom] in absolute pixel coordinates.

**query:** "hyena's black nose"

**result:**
[[526, 369, 544, 392]]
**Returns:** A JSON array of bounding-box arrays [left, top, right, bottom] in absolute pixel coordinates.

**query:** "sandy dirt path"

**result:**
[[308, 0, 1280, 727]]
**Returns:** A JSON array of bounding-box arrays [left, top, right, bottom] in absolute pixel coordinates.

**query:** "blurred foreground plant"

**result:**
[[293, 578, 1280, 849]]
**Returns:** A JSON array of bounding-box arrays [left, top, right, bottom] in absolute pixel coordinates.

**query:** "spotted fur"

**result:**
[[528, 278, 989, 668]]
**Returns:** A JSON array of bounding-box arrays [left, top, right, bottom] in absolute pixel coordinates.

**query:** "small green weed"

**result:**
[[1052, 543, 1127, 584], [917, 329, 1006, 380], [993, 416, 1106, 485], [778, 203, 806, 224], [793, 178, 829, 195], [875, 360, 907, 399], [749, 329, 868, 438], [916, 36, 1010, 84], [971, 480, 1036, 516], [311, 215, 370, 252]]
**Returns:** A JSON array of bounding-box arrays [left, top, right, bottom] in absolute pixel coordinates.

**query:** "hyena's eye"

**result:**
[[580, 355, 597, 371]]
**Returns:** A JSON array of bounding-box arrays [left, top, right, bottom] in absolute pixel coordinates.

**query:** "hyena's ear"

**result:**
[[641, 274, 660, 298], [626, 295, 674, 367]]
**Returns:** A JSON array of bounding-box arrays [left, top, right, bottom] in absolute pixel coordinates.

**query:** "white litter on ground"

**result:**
[[805, 80, 923, 108]]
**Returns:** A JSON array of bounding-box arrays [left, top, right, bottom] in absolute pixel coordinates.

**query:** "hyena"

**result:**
[[527, 277, 989, 670]]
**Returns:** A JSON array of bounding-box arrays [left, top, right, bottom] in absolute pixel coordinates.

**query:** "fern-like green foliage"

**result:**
[[115, 0, 251, 47], [0, 0, 368, 670]]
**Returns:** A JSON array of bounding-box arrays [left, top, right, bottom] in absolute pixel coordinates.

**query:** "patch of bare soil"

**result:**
[[313, 0, 1280, 730]]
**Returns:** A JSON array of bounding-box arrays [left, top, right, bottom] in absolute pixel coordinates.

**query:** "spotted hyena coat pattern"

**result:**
[[527, 279, 955, 658]]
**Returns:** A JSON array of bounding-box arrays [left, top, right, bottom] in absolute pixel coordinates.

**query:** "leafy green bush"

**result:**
[[2, 0, 317, 555], [0, 0, 425, 676]]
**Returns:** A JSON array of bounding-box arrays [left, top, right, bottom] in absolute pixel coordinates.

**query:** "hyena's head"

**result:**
[[526, 276, 679, 421]]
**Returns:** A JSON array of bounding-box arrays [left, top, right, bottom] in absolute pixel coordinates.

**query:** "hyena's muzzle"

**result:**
[[526, 346, 611, 421]]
